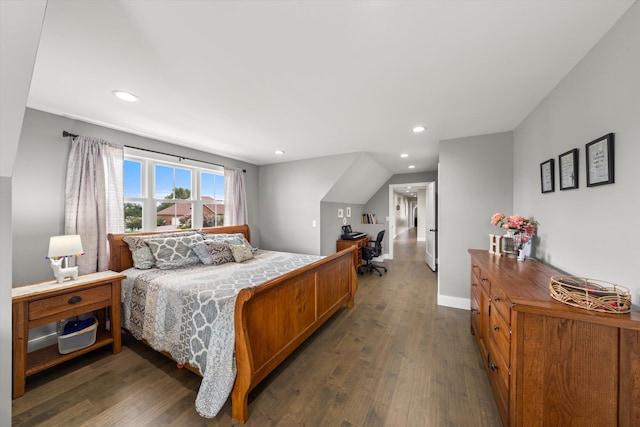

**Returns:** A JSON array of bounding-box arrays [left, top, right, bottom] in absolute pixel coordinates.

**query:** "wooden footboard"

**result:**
[[231, 246, 357, 423], [107, 225, 358, 423]]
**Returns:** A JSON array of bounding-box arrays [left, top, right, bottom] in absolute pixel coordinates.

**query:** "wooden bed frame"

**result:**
[[107, 224, 358, 423]]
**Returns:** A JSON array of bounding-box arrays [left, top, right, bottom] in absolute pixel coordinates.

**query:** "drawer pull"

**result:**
[[481, 278, 488, 282], [490, 363, 498, 372], [68, 295, 82, 305], [493, 325, 500, 331], [493, 296, 501, 302]]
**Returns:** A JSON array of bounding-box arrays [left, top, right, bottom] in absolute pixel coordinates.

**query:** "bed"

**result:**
[[107, 224, 358, 423]]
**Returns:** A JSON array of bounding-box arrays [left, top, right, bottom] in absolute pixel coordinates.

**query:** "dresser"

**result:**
[[337, 235, 369, 272], [12, 270, 126, 398], [469, 249, 640, 426]]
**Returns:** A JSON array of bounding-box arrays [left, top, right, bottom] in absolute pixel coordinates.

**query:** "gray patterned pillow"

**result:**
[[123, 230, 199, 269], [146, 233, 204, 269], [201, 232, 257, 252], [191, 241, 234, 265], [229, 243, 254, 263]]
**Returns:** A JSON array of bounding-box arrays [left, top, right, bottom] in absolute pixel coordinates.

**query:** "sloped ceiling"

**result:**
[[322, 153, 392, 205], [0, 0, 47, 177]]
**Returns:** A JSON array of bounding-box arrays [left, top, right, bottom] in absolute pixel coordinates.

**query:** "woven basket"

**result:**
[[549, 276, 631, 314]]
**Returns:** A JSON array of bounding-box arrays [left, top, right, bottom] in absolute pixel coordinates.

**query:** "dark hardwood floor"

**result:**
[[12, 228, 502, 426]]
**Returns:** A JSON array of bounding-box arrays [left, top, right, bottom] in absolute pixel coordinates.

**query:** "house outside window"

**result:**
[[124, 148, 224, 232]]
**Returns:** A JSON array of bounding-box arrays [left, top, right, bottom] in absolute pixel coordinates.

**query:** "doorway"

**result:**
[[387, 181, 435, 262]]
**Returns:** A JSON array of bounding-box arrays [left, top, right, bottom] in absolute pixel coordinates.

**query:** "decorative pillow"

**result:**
[[201, 232, 257, 252], [191, 240, 234, 265], [123, 230, 198, 269], [146, 233, 204, 269], [229, 243, 254, 263]]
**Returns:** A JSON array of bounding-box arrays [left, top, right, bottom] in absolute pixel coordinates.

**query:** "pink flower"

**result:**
[[507, 215, 525, 229], [490, 212, 539, 238], [491, 213, 505, 226], [524, 223, 536, 235]]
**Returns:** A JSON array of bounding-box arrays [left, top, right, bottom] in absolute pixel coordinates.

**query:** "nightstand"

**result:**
[[12, 270, 126, 398]]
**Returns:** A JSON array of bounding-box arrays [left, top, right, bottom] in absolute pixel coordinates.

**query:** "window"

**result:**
[[124, 149, 224, 232]]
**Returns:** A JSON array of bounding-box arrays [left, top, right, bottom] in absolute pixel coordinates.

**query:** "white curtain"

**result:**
[[65, 136, 124, 274], [223, 167, 247, 226]]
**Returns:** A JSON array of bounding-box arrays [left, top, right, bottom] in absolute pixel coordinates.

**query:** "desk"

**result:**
[[12, 270, 125, 398], [336, 236, 369, 272]]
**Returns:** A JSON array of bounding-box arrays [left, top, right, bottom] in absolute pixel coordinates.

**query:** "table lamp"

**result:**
[[47, 235, 85, 283]]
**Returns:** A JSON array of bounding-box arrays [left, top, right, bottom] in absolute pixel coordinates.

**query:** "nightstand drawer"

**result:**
[[29, 284, 112, 321]]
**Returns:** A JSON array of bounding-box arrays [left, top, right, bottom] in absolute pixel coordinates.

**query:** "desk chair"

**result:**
[[361, 230, 387, 276]]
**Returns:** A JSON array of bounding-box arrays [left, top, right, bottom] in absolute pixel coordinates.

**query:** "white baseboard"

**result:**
[[28, 332, 58, 352], [437, 294, 470, 310]]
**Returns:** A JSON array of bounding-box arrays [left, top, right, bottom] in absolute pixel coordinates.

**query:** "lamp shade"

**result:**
[[47, 235, 85, 260]]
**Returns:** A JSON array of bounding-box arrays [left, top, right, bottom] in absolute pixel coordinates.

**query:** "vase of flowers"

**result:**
[[490, 213, 539, 260]]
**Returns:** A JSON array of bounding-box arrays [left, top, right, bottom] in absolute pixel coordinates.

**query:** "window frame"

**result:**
[[124, 147, 224, 232]]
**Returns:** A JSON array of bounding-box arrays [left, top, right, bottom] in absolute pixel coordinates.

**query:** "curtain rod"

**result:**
[[62, 130, 246, 172]]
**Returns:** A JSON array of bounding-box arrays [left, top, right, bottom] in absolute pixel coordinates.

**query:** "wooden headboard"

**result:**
[[107, 224, 251, 272]]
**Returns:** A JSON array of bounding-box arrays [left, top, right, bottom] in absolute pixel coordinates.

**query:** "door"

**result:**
[[425, 181, 437, 271]]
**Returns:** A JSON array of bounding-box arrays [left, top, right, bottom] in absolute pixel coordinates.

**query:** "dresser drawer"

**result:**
[[489, 308, 511, 367], [471, 263, 482, 282], [29, 284, 112, 321], [471, 285, 482, 337], [488, 351, 510, 426], [491, 286, 510, 325]]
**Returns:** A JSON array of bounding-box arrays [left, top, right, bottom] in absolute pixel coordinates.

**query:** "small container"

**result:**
[[58, 318, 98, 354]]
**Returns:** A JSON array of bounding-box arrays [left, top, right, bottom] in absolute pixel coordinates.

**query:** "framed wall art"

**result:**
[[559, 148, 579, 190], [540, 158, 555, 193], [586, 133, 614, 187]]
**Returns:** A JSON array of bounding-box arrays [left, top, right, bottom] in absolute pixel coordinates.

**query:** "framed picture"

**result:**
[[559, 148, 579, 190], [586, 133, 614, 187], [337, 208, 344, 218], [540, 159, 555, 193], [346, 207, 351, 218]]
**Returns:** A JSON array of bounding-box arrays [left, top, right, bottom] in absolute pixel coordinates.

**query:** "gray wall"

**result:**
[[320, 202, 364, 256], [12, 108, 260, 286], [257, 153, 358, 254], [513, 2, 640, 305], [1, 2, 47, 421], [0, 177, 12, 422], [438, 132, 513, 307]]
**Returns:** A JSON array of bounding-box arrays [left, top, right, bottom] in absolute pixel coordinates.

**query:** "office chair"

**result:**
[[361, 230, 388, 276]]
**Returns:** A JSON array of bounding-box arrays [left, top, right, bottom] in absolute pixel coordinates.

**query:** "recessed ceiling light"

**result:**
[[400, 153, 409, 158], [275, 150, 285, 155], [112, 90, 139, 102], [408, 165, 416, 169], [412, 126, 426, 133]]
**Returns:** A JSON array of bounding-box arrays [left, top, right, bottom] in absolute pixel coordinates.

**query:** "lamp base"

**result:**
[[50, 259, 79, 284]]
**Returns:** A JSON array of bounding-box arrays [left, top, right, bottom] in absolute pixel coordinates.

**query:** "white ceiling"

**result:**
[[27, 0, 634, 174]]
